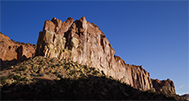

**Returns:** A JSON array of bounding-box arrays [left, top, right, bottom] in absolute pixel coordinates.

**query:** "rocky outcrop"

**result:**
[[152, 79, 176, 94], [182, 94, 189, 100], [0, 33, 36, 69], [36, 17, 154, 91]]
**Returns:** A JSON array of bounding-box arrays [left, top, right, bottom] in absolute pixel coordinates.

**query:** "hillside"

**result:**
[[0, 56, 185, 100]]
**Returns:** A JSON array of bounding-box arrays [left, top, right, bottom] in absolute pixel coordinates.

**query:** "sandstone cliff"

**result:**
[[152, 79, 176, 94], [0, 33, 36, 69], [36, 17, 154, 91]]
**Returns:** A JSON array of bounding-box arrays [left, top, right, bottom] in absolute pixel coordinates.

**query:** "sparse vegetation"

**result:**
[[17, 66, 27, 71], [0, 56, 186, 100], [0, 76, 7, 84], [13, 75, 21, 81]]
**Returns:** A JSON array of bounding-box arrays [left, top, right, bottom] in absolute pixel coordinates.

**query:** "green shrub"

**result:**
[[56, 63, 60, 67], [0, 76, 7, 84], [46, 72, 50, 75], [17, 66, 27, 71], [14, 69, 19, 73], [0, 76, 7, 80], [64, 65, 69, 70], [83, 65, 87, 70], [101, 70, 105, 75], [53, 71, 59, 75], [90, 68, 95, 71], [13, 75, 21, 81], [69, 70, 76, 75], [14, 80, 21, 85], [38, 73, 44, 77], [52, 65, 56, 68], [1, 80, 6, 84], [93, 70, 99, 75], [20, 77, 28, 81], [8, 74, 14, 78], [58, 74, 63, 78], [39, 60, 43, 65], [80, 74, 86, 78], [109, 76, 113, 79]]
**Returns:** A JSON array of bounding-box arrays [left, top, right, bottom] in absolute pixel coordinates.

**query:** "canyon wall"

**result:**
[[36, 17, 154, 91], [0, 33, 36, 69]]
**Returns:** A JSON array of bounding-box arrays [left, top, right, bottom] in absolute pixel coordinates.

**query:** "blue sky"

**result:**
[[1, 0, 188, 95]]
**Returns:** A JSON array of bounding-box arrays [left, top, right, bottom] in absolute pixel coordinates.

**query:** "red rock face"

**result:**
[[151, 79, 176, 94], [0, 33, 36, 69], [36, 17, 154, 91]]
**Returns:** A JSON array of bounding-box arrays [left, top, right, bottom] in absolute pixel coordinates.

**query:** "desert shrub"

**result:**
[[64, 65, 69, 70], [80, 74, 86, 78], [39, 60, 43, 65], [20, 77, 28, 81], [53, 71, 59, 75], [90, 67, 95, 71], [8, 74, 14, 78], [46, 72, 50, 75], [69, 70, 76, 76], [52, 65, 56, 68], [1, 76, 7, 80], [58, 74, 63, 78], [13, 75, 21, 81], [56, 63, 60, 67], [14, 69, 19, 73], [93, 70, 99, 75], [101, 70, 105, 75], [109, 76, 113, 79], [38, 73, 44, 77], [50, 58, 57, 63], [1, 80, 6, 84], [17, 66, 27, 71], [83, 65, 87, 70], [14, 80, 21, 85], [0, 76, 7, 84]]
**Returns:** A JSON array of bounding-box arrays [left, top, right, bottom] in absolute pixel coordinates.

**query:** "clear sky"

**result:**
[[1, 0, 188, 95]]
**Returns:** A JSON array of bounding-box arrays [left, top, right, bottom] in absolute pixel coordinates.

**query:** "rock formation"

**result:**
[[181, 94, 189, 100], [36, 17, 154, 91], [151, 79, 176, 94], [0, 33, 36, 69]]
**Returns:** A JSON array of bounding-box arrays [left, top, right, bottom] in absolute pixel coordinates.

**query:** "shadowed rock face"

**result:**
[[0, 33, 36, 68], [152, 79, 176, 94], [182, 94, 189, 100], [36, 17, 154, 91]]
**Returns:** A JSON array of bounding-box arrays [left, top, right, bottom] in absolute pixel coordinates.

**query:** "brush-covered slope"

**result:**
[[0, 56, 185, 100]]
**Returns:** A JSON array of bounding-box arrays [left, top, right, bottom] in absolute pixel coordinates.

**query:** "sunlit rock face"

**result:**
[[152, 79, 176, 94], [0, 33, 36, 68], [36, 17, 154, 91]]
